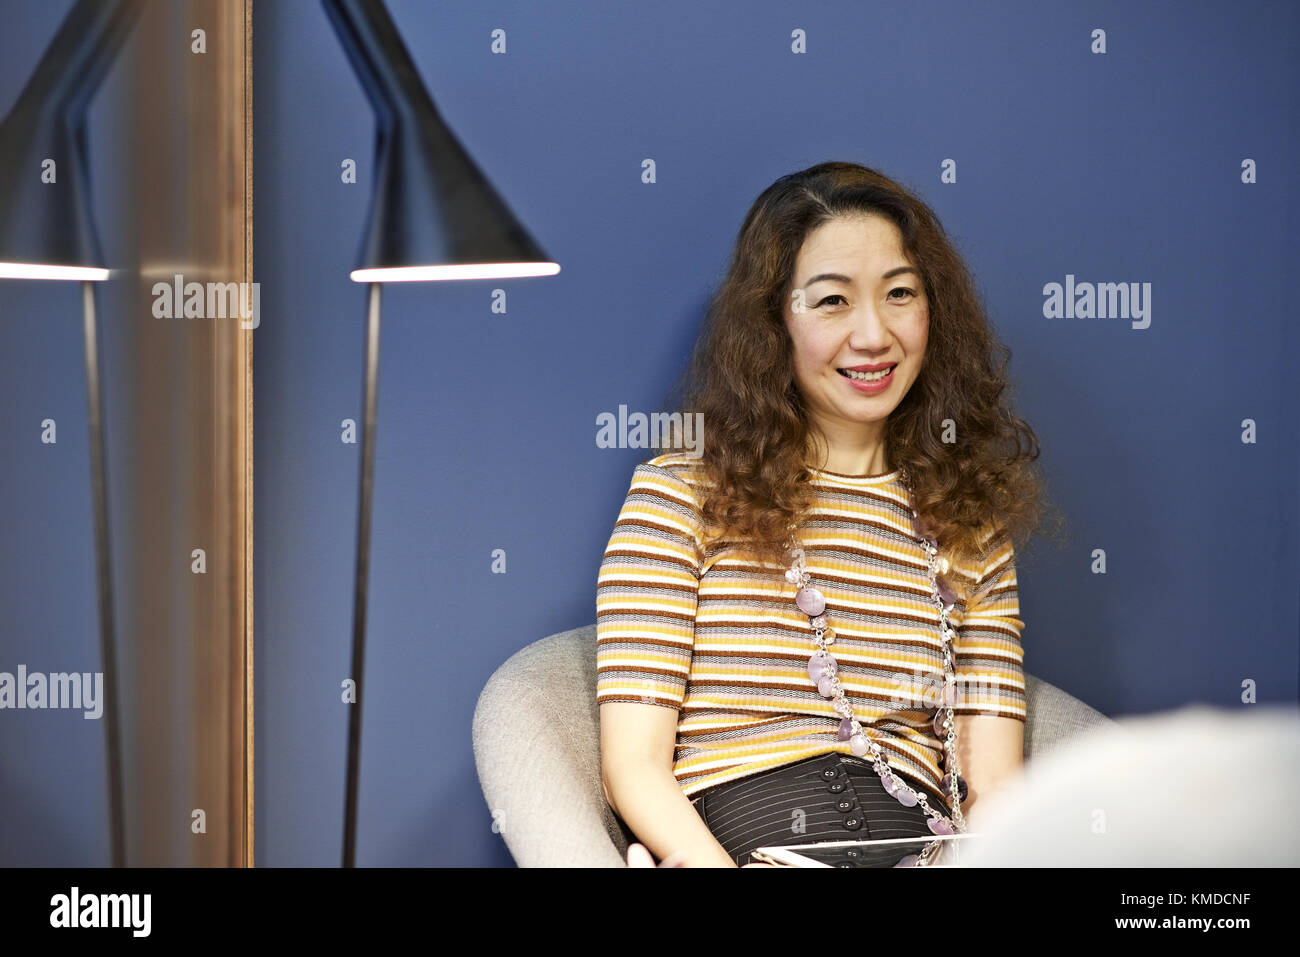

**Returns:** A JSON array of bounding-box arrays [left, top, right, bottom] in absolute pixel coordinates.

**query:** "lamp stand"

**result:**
[[82, 280, 124, 867], [343, 281, 381, 867]]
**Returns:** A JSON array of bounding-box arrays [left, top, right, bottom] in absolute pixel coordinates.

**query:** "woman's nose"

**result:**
[[847, 305, 890, 349]]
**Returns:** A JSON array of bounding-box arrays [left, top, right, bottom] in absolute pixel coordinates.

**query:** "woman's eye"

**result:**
[[815, 289, 914, 309]]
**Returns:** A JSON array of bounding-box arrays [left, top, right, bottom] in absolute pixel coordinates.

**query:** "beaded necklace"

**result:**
[[785, 466, 967, 867]]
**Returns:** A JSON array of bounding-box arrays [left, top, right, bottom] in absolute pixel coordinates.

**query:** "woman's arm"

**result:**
[[949, 527, 1027, 829], [600, 702, 737, 868], [951, 713, 1024, 828]]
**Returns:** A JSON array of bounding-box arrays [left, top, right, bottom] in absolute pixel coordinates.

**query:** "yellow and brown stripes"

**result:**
[[595, 452, 1028, 801]]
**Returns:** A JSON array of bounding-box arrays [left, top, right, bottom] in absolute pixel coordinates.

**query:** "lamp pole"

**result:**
[[343, 282, 381, 868], [83, 279, 124, 868]]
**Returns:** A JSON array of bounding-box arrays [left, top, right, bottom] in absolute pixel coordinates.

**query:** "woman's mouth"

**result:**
[[837, 364, 896, 393]]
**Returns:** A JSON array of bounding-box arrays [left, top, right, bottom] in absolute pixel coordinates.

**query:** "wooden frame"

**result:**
[[122, 0, 252, 866]]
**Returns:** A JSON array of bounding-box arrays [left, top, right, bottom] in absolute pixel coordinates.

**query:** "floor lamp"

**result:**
[[0, 0, 143, 868], [322, 0, 560, 868]]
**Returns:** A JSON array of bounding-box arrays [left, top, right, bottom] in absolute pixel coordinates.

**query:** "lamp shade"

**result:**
[[322, 0, 559, 282], [0, 0, 141, 280]]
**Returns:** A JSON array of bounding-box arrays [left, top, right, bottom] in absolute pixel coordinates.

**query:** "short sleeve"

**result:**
[[951, 531, 1026, 721], [595, 461, 703, 711]]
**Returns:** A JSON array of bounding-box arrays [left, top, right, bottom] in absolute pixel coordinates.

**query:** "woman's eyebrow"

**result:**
[[803, 266, 918, 287]]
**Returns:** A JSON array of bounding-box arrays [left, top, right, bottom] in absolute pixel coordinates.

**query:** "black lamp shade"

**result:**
[[322, 0, 559, 281], [0, 0, 141, 277]]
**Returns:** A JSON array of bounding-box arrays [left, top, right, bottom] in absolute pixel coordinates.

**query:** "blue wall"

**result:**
[[272, 0, 1294, 866]]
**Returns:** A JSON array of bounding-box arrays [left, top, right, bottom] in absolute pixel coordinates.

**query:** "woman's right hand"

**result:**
[[626, 842, 684, 867]]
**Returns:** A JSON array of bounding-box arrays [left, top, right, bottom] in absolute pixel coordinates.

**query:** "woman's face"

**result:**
[[782, 213, 929, 443]]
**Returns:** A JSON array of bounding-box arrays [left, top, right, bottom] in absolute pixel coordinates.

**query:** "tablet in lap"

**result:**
[[751, 832, 983, 868]]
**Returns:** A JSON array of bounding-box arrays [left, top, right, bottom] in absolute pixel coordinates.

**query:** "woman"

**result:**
[[597, 161, 1064, 868]]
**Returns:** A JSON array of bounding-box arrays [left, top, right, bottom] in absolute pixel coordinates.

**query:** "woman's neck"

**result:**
[[807, 434, 888, 476]]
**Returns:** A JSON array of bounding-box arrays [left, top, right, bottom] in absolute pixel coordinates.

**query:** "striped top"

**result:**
[[595, 451, 1026, 800]]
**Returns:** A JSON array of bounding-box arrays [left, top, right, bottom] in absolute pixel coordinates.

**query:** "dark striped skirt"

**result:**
[[689, 752, 947, 867]]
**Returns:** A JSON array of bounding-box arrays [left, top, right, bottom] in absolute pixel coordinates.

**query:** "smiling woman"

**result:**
[[656, 161, 1068, 577], [784, 214, 930, 456], [596, 161, 1068, 868]]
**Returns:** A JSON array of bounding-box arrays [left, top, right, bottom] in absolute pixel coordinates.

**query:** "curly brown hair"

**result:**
[[661, 161, 1067, 599]]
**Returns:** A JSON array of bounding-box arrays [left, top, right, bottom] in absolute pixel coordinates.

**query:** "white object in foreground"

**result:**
[[954, 704, 1300, 867]]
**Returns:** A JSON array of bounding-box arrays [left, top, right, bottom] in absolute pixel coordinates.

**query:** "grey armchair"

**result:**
[[472, 623, 1114, 867]]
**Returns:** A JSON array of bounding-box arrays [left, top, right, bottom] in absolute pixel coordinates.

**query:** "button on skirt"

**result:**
[[690, 752, 946, 867]]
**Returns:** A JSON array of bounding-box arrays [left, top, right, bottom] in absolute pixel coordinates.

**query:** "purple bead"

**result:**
[[881, 773, 898, 795], [940, 773, 968, 802], [849, 732, 869, 757], [894, 787, 919, 808], [927, 816, 955, 836], [932, 710, 947, 738], [935, 575, 956, 606], [893, 854, 920, 868], [817, 675, 835, 697], [795, 585, 826, 617], [837, 716, 854, 741], [807, 651, 838, 684]]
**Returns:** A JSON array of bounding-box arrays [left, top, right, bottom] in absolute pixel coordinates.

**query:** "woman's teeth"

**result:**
[[839, 366, 894, 382]]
